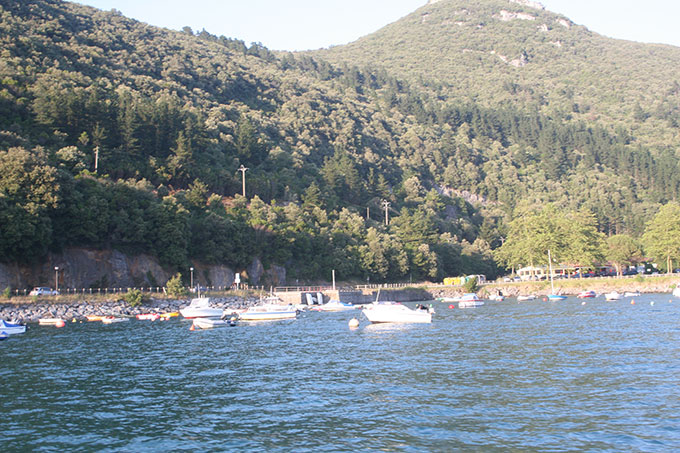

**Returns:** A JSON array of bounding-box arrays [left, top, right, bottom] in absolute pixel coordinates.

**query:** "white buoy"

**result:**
[[348, 318, 360, 328], [581, 301, 586, 305], [650, 301, 655, 306]]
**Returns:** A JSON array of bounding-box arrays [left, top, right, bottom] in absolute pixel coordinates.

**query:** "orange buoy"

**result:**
[[631, 300, 635, 305], [55, 320, 65, 328], [190, 324, 195, 331], [448, 304, 455, 309]]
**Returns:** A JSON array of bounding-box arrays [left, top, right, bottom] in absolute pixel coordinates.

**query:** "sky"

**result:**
[[77, 0, 680, 51]]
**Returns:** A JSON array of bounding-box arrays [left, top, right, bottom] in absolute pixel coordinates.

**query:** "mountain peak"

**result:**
[[428, 0, 545, 8], [508, 0, 545, 10]]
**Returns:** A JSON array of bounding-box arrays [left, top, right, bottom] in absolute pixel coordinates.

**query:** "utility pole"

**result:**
[[382, 199, 391, 226], [238, 165, 248, 197]]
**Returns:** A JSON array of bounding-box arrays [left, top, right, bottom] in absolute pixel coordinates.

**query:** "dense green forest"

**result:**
[[0, 0, 678, 284]]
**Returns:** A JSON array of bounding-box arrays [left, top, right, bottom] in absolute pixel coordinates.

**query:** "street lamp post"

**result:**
[[238, 165, 248, 197], [54, 266, 59, 292], [190, 267, 194, 290]]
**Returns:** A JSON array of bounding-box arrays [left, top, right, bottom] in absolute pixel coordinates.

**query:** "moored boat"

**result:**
[[362, 301, 432, 323], [517, 295, 536, 301], [160, 312, 179, 319], [0, 319, 26, 335], [577, 290, 596, 298], [547, 294, 567, 301], [458, 293, 485, 308], [318, 299, 356, 312], [239, 304, 298, 321], [101, 316, 129, 324], [38, 318, 65, 326], [136, 313, 160, 321], [604, 291, 622, 301], [180, 297, 223, 319], [624, 291, 640, 297], [192, 317, 234, 329]]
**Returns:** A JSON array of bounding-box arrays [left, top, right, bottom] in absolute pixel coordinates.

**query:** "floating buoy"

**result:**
[[55, 320, 65, 328], [72, 318, 77, 323], [581, 301, 586, 305], [650, 301, 655, 306], [448, 304, 455, 309], [631, 300, 635, 305], [189, 324, 195, 331], [542, 297, 548, 302], [348, 318, 359, 328]]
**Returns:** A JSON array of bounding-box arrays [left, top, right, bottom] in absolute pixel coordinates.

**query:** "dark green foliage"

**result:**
[[124, 288, 148, 307], [1, 0, 677, 282]]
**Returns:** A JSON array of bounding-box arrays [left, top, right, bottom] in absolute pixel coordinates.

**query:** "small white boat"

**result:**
[[38, 318, 65, 326], [517, 295, 536, 301], [488, 293, 504, 301], [318, 299, 355, 312], [0, 319, 26, 335], [180, 297, 223, 319], [624, 291, 641, 297], [458, 293, 485, 308], [604, 291, 622, 301], [436, 296, 458, 303], [362, 301, 432, 323], [239, 304, 298, 321], [136, 313, 160, 321], [672, 287, 680, 298], [192, 317, 234, 329], [102, 316, 129, 324]]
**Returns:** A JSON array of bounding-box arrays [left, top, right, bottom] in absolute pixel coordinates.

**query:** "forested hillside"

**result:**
[[314, 0, 680, 151], [0, 0, 677, 284]]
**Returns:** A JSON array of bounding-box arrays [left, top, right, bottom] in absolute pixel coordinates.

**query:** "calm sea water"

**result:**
[[2, 294, 680, 452]]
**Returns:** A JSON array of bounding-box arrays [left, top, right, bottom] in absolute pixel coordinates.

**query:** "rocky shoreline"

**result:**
[[0, 296, 262, 324]]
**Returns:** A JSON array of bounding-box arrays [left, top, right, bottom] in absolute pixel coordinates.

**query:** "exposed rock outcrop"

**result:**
[[0, 248, 286, 291]]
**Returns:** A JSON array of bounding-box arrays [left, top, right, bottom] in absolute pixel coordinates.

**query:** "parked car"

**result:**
[[29, 287, 59, 296]]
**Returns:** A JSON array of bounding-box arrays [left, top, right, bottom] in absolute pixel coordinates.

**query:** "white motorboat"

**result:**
[[180, 297, 223, 319], [457, 293, 485, 308], [239, 304, 298, 321], [488, 293, 504, 301], [624, 291, 641, 297], [604, 291, 622, 301], [38, 318, 65, 326], [192, 317, 234, 329], [362, 301, 432, 323], [318, 299, 355, 312], [0, 319, 26, 335], [672, 287, 680, 298], [517, 295, 536, 301]]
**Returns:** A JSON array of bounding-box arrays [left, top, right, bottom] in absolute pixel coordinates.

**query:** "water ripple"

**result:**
[[2, 297, 680, 451]]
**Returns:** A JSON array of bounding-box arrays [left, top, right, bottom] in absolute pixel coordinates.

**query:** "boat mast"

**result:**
[[548, 249, 555, 293]]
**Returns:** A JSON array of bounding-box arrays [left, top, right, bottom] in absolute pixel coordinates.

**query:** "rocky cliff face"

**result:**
[[0, 248, 286, 290]]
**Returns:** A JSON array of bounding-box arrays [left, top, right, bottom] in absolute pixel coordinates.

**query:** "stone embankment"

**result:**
[[0, 296, 262, 323]]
